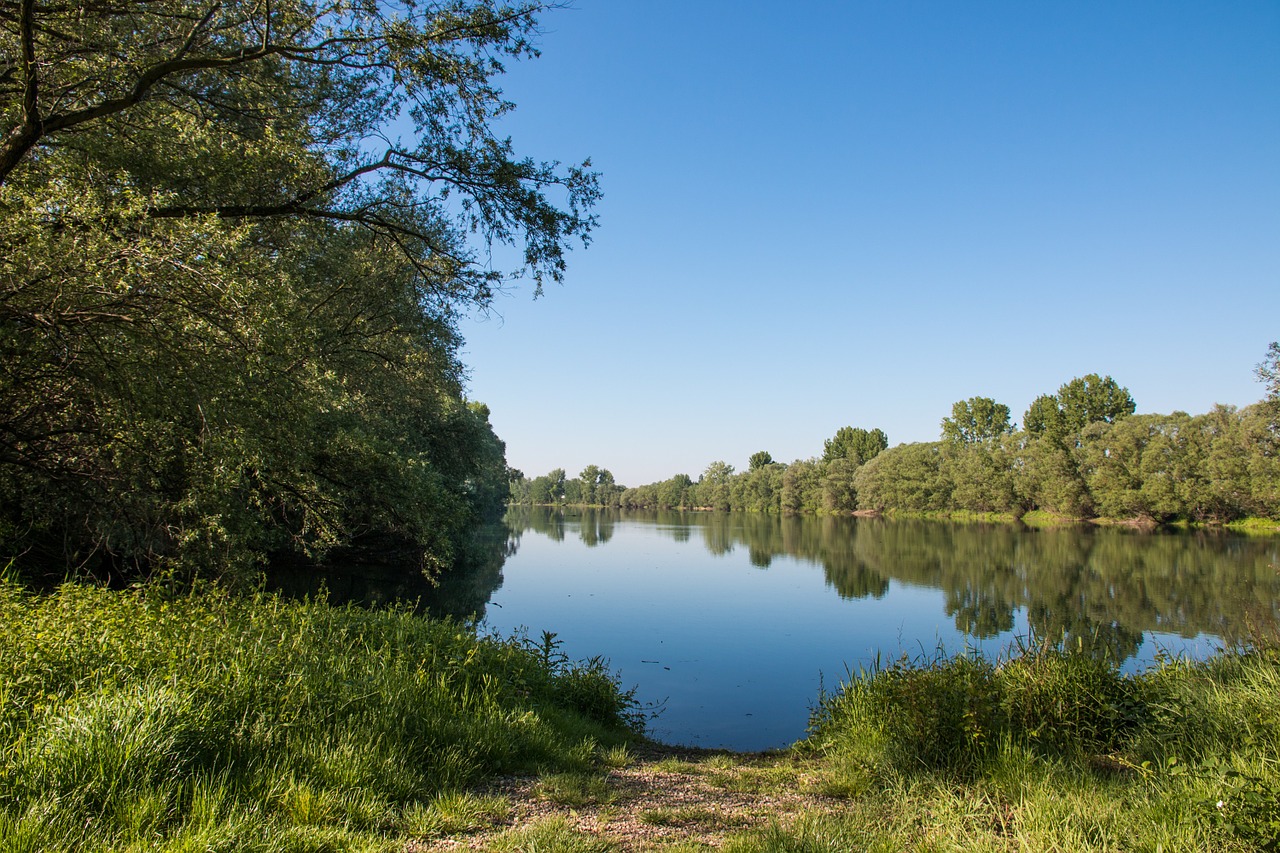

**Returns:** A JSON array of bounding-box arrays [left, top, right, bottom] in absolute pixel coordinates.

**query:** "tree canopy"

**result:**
[[0, 1, 596, 577], [822, 426, 889, 465], [1024, 374, 1135, 439], [940, 397, 1012, 445]]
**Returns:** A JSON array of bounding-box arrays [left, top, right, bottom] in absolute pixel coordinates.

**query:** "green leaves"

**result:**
[[1024, 374, 1136, 440], [1, 2, 590, 577], [822, 426, 888, 466], [940, 397, 1012, 445]]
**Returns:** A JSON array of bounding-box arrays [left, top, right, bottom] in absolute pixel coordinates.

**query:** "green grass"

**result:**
[[786, 639, 1280, 852], [533, 772, 619, 808], [4, 578, 1278, 852], [0, 580, 641, 851], [485, 816, 618, 852], [1225, 516, 1280, 534], [640, 806, 752, 831]]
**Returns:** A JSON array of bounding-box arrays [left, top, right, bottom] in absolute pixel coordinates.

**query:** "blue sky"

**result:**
[[457, 0, 1280, 487]]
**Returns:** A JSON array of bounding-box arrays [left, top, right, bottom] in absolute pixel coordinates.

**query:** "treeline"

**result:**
[[0, 3, 596, 579], [513, 362, 1280, 524], [509, 465, 624, 508]]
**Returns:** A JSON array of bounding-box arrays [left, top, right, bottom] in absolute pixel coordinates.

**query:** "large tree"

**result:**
[[0, 1, 596, 576]]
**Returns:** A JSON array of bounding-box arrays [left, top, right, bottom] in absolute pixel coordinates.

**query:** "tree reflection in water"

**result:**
[[506, 506, 1279, 662]]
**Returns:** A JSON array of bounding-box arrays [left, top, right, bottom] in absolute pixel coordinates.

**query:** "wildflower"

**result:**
[[1216, 800, 1226, 810]]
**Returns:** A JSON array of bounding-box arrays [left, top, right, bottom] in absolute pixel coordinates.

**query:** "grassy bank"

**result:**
[[0, 581, 640, 851], [3, 581, 1278, 851], [411, 642, 1280, 852], [873, 508, 1280, 533]]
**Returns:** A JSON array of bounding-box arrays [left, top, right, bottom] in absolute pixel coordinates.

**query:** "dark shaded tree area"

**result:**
[[1, 2, 595, 579], [515, 360, 1280, 525]]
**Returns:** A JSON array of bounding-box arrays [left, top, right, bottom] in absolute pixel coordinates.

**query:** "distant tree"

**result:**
[[853, 442, 950, 512], [562, 479, 583, 504], [941, 397, 1013, 445], [702, 461, 735, 483], [780, 460, 822, 513], [1257, 341, 1280, 409], [749, 451, 774, 471], [699, 461, 735, 511], [527, 468, 566, 504], [822, 427, 889, 465], [578, 465, 601, 505], [821, 457, 860, 512], [1058, 374, 1136, 431], [1012, 437, 1094, 518], [943, 439, 1019, 514], [1024, 375, 1134, 439], [658, 474, 693, 509], [1022, 394, 1066, 438], [596, 469, 620, 507]]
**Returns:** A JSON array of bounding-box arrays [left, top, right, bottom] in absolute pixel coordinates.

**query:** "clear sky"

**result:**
[[456, 0, 1280, 488]]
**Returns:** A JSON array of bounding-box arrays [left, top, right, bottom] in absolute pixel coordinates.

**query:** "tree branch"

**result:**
[[0, 0, 40, 182]]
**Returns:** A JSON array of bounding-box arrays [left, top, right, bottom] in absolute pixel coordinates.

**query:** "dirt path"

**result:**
[[413, 744, 833, 850]]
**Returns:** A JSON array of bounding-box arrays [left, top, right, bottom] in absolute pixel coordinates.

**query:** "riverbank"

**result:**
[[516, 502, 1280, 534], [416, 641, 1280, 852], [2, 581, 1277, 851]]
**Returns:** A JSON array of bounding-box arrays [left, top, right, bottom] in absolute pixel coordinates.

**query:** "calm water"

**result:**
[[274, 509, 1280, 752]]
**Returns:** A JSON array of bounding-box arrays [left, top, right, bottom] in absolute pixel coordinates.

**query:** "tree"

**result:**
[[0, 2, 597, 576], [1023, 394, 1066, 438], [942, 438, 1019, 514], [578, 465, 601, 505], [940, 397, 1012, 445], [595, 469, 620, 507], [1023, 375, 1134, 446], [820, 458, 859, 512], [699, 461, 735, 511], [0, 2, 596, 268], [853, 442, 950, 512], [1057, 374, 1136, 431], [822, 427, 888, 465], [658, 474, 693, 509], [1257, 341, 1280, 416], [780, 461, 822, 514], [748, 451, 774, 471]]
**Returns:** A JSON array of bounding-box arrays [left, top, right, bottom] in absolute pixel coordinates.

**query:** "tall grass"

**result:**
[[797, 637, 1280, 851], [0, 580, 641, 850]]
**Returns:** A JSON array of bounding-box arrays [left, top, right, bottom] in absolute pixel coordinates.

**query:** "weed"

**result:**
[[534, 772, 619, 808], [486, 816, 618, 852]]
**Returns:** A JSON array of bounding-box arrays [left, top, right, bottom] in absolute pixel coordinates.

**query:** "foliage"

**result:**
[[1024, 374, 1136, 439], [854, 443, 952, 513], [823, 426, 889, 465], [940, 396, 1013, 445], [0, 1, 596, 578]]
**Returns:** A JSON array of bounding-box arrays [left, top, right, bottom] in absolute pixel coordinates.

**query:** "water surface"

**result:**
[[275, 509, 1280, 751]]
